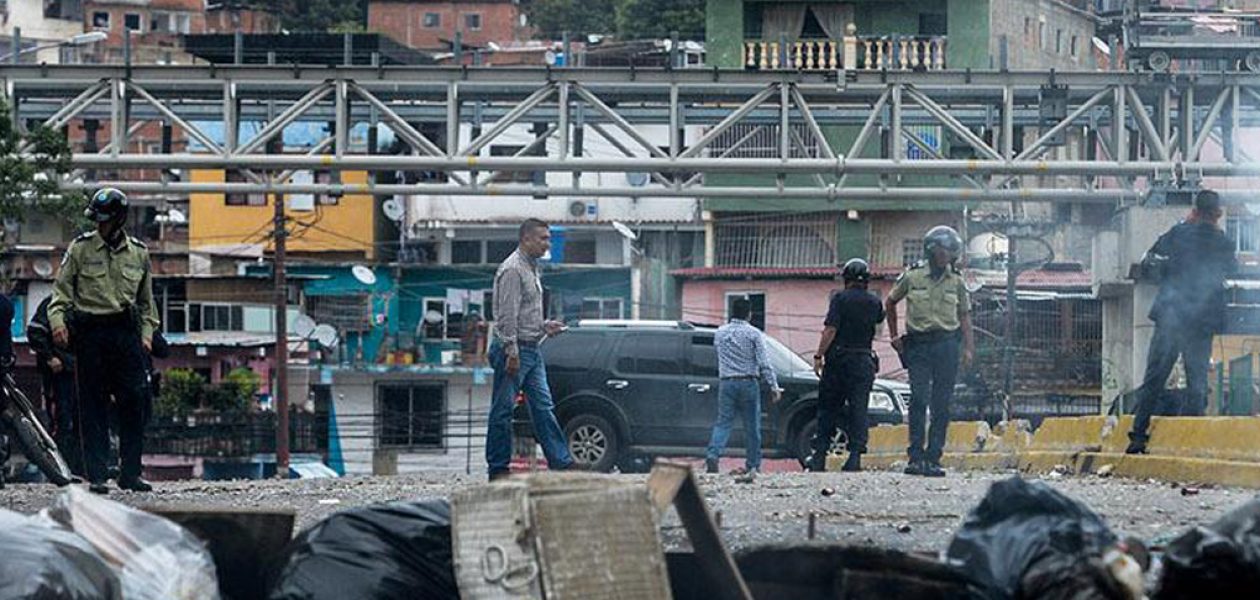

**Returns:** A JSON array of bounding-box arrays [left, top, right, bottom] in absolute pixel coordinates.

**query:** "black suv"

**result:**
[[513, 321, 907, 472]]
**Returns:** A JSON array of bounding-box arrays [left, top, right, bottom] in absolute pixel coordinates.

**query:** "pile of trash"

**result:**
[[0, 486, 218, 600], [3, 470, 1260, 599]]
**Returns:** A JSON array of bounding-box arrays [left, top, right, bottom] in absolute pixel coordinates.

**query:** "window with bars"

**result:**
[[708, 123, 820, 159], [1227, 216, 1259, 253], [307, 295, 370, 332], [378, 384, 445, 450], [902, 238, 924, 267], [713, 213, 836, 268]]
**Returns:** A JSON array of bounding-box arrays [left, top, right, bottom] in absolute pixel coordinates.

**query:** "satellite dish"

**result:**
[[962, 269, 984, 293], [611, 221, 637, 241], [166, 208, 187, 224], [382, 198, 404, 222], [292, 314, 317, 339], [312, 324, 339, 348], [544, 50, 557, 66], [625, 172, 649, 187], [32, 258, 53, 278], [424, 310, 445, 325], [351, 265, 377, 286]]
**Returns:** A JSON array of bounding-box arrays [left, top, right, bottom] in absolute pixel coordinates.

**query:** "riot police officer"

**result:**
[[885, 226, 975, 478], [49, 188, 159, 494], [808, 258, 885, 473]]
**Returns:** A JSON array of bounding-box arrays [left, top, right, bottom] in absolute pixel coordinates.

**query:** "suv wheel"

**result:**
[[792, 419, 848, 469], [564, 414, 620, 473]]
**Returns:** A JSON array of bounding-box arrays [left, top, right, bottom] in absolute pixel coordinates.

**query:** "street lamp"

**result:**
[[1, 31, 107, 63]]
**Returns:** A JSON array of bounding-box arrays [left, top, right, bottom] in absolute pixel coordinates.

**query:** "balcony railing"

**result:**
[[744, 36, 947, 71]]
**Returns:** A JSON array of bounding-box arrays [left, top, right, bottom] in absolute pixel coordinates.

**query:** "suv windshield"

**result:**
[[764, 335, 811, 374]]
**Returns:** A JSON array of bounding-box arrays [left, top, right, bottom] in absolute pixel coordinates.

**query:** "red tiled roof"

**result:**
[[669, 266, 902, 279]]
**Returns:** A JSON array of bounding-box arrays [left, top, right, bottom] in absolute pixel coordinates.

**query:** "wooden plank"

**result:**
[[649, 460, 753, 600]]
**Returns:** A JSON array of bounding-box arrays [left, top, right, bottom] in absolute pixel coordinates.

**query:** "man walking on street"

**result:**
[[49, 188, 159, 494], [808, 259, 885, 473], [886, 226, 974, 478], [705, 297, 781, 482], [485, 219, 575, 480], [1126, 189, 1236, 453]]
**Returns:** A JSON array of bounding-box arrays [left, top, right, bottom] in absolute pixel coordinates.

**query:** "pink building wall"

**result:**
[[680, 278, 907, 380]]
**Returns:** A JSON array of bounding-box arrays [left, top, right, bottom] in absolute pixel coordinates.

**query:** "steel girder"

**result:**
[[7, 65, 1260, 201]]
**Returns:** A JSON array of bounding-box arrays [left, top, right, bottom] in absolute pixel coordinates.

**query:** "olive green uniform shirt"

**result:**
[[887, 264, 969, 334], [48, 231, 159, 342]]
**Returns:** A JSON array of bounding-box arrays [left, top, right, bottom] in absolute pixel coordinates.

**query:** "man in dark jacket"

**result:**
[[0, 295, 13, 488], [28, 295, 84, 476], [1127, 189, 1237, 453]]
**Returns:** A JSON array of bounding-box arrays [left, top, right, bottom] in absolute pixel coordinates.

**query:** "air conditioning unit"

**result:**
[[568, 201, 597, 219]]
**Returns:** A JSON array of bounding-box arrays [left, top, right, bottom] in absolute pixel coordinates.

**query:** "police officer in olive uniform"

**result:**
[[808, 258, 885, 473], [885, 226, 974, 478], [49, 188, 159, 494]]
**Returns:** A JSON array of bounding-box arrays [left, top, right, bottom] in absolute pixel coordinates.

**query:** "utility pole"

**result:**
[[273, 151, 290, 476]]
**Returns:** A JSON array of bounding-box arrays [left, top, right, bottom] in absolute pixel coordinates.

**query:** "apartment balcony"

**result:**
[[744, 35, 947, 71]]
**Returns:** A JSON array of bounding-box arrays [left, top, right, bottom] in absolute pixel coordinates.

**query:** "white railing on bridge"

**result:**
[[744, 36, 947, 71]]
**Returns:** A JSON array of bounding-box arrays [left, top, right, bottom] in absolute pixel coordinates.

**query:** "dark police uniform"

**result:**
[[27, 296, 83, 476], [888, 262, 969, 467], [48, 230, 158, 486], [813, 288, 885, 463], [1129, 220, 1236, 447], [0, 295, 14, 488]]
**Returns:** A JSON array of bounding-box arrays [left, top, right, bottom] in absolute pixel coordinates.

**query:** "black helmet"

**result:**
[[841, 258, 871, 283], [85, 187, 128, 223], [923, 225, 963, 261]]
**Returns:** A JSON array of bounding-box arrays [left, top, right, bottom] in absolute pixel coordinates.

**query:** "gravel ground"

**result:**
[[1, 468, 1252, 553]]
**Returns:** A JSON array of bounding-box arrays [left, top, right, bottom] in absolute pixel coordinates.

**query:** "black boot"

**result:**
[[1125, 440, 1148, 455], [904, 460, 925, 476], [117, 477, 153, 492], [922, 461, 946, 477], [841, 452, 862, 472], [705, 458, 719, 474]]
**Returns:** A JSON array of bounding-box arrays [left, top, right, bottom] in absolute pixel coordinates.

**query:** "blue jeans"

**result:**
[[705, 379, 762, 470], [485, 343, 573, 475]]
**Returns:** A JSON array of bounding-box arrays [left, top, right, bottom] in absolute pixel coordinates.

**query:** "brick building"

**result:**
[[367, 0, 530, 51]]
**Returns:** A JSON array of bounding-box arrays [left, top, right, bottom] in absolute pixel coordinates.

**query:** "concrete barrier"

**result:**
[[825, 415, 1260, 488]]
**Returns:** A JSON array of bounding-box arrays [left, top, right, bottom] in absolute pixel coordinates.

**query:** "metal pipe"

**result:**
[[573, 84, 670, 158], [1015, 86, 1110, 161], [59, 153, 1260, 177], [904, 86, 1001, 160], [791, 84, 834, 159], [588, 123, 673, 187], [679, 84, 778, 158], [891, 84, 903, 163], [1190, 86, 1231, 161], [63, 180, 1140, 202], [335, 79, 349, 158], [351, 83, 445, 157], [475, 124, 558, 186], [236, 82, 333, 155], [460, 83, 555, 156], [445, 82, 459, 156], [129, 82, 226, 155], [1001, 85, 1014, 161], [558, 82, 570, 160], [837, 89, 891, 188], [1126, 85, 1167, 162]]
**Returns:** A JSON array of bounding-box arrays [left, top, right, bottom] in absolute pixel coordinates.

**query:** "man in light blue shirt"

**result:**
[[705, 297, 781, 479]]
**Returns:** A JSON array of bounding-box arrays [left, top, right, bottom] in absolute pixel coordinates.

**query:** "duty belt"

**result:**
[[904, 329, 961, 343], [74, 311, 133, 326]]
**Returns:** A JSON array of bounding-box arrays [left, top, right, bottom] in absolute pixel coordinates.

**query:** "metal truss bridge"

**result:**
[[8, 64, 1260, 203]]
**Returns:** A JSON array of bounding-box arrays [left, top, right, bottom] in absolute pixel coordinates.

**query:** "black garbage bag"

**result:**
[[945, 477, 1129, 600], [1157, 496, 1260, 598], [267, 499, 457, 600], [0, 509, 122, 600]]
